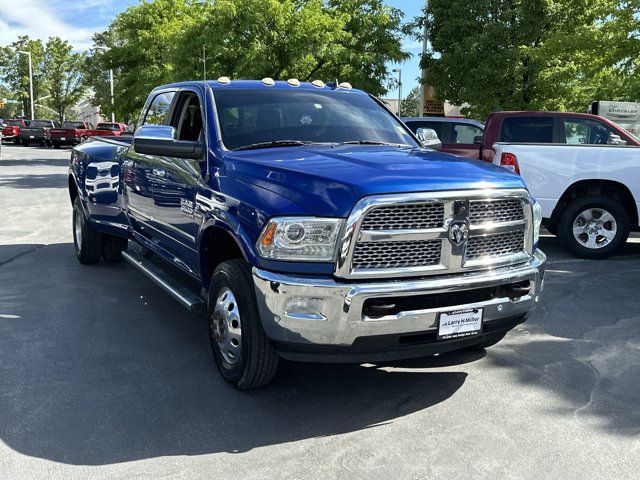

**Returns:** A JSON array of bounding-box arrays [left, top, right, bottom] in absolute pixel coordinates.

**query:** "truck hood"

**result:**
[[224, 145, 528, 217]]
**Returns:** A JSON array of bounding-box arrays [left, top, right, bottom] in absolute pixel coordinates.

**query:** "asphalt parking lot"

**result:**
[[1, 143, 639, 480]]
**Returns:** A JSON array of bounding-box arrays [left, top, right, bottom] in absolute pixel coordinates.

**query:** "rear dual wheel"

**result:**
[[72, 197, 127, 264]]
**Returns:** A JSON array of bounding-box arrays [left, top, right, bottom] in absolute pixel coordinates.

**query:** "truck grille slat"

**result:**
[[361, 203, 444, 230], [466, 231, 524, 260], [352, 240, 441, 269], [469, 199, 523, 223]]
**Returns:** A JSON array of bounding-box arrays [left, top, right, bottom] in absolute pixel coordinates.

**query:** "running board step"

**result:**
[[122, 250, 206, 313]]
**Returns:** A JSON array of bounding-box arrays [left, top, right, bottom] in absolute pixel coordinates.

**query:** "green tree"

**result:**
[[87, 0, 410, 120], [43, 37, 87, 122], [416, 0, 613, 119], [0, 36, 47, 119], [401, 86, 419, 117]]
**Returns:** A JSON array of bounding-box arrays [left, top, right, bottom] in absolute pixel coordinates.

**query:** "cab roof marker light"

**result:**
[[339, 82, 353, 90], [287, 78, 301, 87], [217, 76, 231, 85], [261, 77, 275, 86], [311, 80, 325, 88]]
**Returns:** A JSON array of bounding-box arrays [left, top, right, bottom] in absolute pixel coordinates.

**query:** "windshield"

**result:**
[[62, 122, 85, 129], [97, 123, 120, 131], [213, 89, 417, 150], [8, 120, 23, 126]]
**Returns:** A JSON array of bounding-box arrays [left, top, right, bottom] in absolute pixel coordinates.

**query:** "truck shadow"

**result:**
[[0, 173, 68, 189], [484, 236, 640, 435], [0, 158, 70, 168], [0, 242, 468, 466]]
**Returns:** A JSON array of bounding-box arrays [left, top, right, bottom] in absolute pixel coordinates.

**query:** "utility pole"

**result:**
[[202, 44, 207, 81], [393, 68, 402, 117], [418, 0, 429, 117], [17, 50, 34, 121]]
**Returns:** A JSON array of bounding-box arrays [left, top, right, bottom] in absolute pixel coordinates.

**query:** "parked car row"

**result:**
[[403, 111, 640, 259], [0, 119, 130, 147]]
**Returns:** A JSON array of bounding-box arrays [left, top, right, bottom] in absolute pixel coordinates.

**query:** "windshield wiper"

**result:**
[[339, 140, 407, 146], [233, 140, 316, 151]]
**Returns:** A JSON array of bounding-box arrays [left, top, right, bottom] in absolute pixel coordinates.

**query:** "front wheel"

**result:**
[[21, 140, 30, 147], [72, 197, 103, 264], [558, 195, 629, 259], [208, 259, 279, 390], [53, 141, 61, 149]]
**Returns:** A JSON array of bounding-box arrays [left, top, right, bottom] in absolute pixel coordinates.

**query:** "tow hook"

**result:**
[[500, 283, 531, 300]]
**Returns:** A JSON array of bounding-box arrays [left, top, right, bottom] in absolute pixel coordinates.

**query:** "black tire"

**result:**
[[467, 332, 506, 350], [14, 138, 21, 145], [102, 234, 128, 263], [558, 195, 630, 259], [72, 197, 103, 264], [53, 141, 61, 149], [22, 140, 30, 147], [208, 259, 279, 390]]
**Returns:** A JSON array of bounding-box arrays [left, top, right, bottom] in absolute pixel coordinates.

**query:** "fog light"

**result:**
[[284, 297, 326, 321]]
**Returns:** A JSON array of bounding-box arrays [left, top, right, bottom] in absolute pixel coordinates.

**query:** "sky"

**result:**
[[1, 0, 423, 98]]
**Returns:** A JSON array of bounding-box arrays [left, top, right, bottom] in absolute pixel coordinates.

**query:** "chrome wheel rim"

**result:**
[[74, 210, 82, 251], [211, 288, 242, 365], [572, 208, 617, 249]]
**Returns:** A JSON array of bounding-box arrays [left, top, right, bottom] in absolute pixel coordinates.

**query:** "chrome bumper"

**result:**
[[253, 250, 546, 348]]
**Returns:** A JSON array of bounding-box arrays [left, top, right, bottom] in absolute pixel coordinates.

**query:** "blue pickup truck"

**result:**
[[69, 78, 546, 389]]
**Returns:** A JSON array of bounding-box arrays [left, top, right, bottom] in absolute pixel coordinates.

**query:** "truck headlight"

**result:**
[[257, 217, 344, 262], [532, 201, 542, 246]]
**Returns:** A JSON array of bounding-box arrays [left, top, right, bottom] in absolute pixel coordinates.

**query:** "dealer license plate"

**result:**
[[437, 308, 483, 340], [29, 135, 35, 138], [61, 137, 66, 140]]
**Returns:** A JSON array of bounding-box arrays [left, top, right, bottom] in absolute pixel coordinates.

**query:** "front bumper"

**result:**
[[253, 250, 546, 362]]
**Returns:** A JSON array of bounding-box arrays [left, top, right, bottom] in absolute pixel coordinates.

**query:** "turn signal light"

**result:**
[[500, 152, 520, 175], [260, 222, 277, 246]]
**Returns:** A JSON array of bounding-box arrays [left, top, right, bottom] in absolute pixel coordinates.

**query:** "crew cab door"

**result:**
[[123, 90, 177, 240], [148, 88, 206, 273]]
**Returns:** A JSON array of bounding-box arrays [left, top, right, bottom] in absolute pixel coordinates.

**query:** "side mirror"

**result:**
[[473, 135, 483, 144], [133, 125, 203, 159], [416, 127, 442, 150]]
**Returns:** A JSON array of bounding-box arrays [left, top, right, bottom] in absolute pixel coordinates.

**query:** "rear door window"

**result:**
[[143, 91, 176, 126], [451, 123, 484, 144], [562, 118, 626, 145], [500, 116, 554, 143]]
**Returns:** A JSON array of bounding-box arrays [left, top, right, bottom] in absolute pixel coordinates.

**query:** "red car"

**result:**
[[50, 121, 93, 149], [480, 111, 640, 162], [1, 119, 28, 144]]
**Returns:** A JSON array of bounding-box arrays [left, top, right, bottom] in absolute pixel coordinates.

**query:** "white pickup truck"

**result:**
[[492, 143, 640, 258]]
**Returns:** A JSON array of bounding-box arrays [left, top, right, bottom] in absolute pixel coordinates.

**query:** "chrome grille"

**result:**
[[352, 240, 441, 269], [361, 203, 444, 230], [469, 199, 523, 223], [466, 231, 524, 260], [337, 189, 533, 279]]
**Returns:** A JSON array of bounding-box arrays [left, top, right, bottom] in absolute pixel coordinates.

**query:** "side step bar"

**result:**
[[122, 250, 207, 313]]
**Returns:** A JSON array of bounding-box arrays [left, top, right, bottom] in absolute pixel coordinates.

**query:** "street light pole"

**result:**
[[17, 50, 34, 121], [109, 68, 115, 123], [393, 68, 402, 117], [95, 46, 116, 122]]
